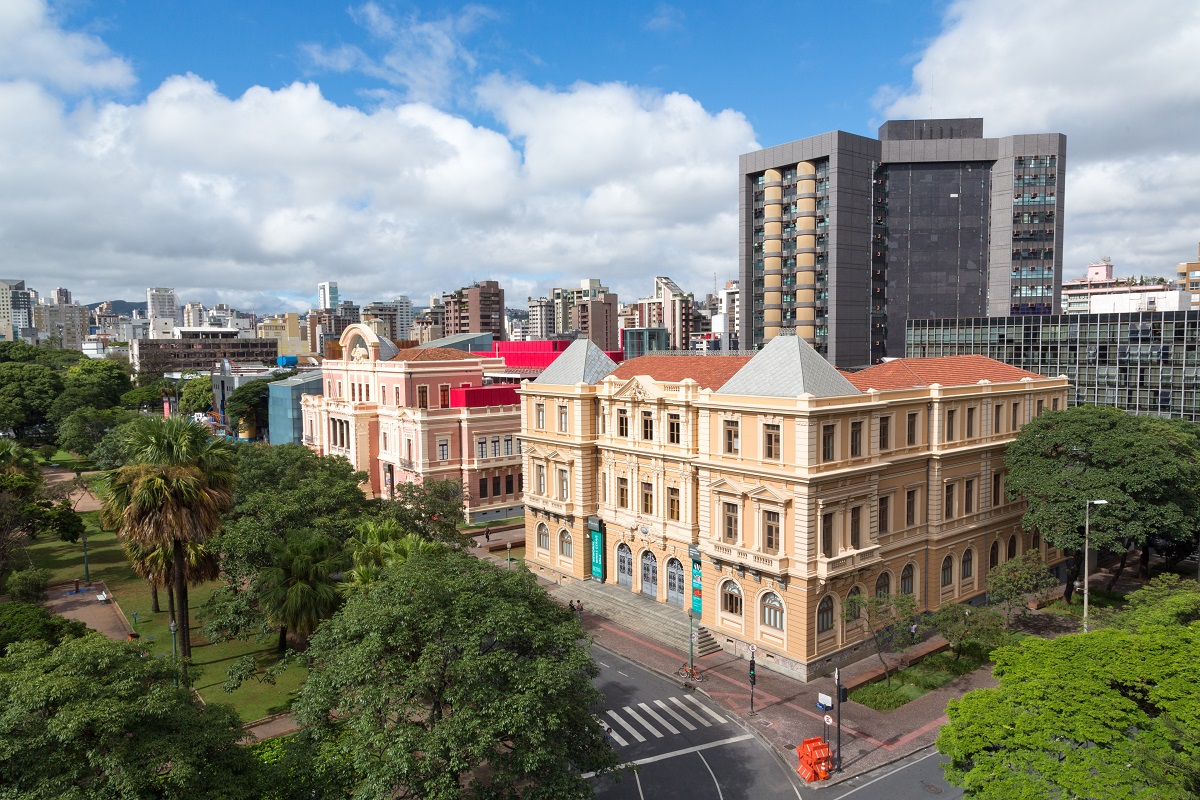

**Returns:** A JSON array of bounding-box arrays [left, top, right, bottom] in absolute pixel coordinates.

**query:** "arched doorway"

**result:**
[[665, 558, 685, 606], [641, 551, 658, 598], [617, 543, 633, 588]]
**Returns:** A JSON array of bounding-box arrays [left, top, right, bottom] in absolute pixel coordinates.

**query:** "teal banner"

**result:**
[[691, 559, 702, 614], [589, 516, 605, 581]]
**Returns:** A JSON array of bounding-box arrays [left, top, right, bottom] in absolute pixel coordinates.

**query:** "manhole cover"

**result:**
[[921, 782, 943, 794], [756, 719, 774, 728]]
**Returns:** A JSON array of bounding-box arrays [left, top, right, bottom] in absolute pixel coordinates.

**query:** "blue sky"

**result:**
[[2, 0, 1197, 312]]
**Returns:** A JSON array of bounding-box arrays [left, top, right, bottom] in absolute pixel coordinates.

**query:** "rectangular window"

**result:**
[[618, 478, 629, 508], [965, 479, 975, 514], [490, 476, 499, 497], [724, 419, 740, 454], [668, 414, 681, 444], [821, 512, 834, 558], [536, 403, 545, 430], [879, 496, 890, 534], [994, 404, 1002, 434], [618, 409, 629, 437], [642, 411, 654, 441], [764, 510, 780, 553], [558, 469, 569, 500], [437, 439, 449, 460], [505, 474, 514, 495], [504, 436, 513, 455], [850, 506, 861, 549], [478, 477, 488, 498], [907, 412, 918, 446], [558, 406, 568, 432], [641, 482, 654, 514], [1012, 402, 1020, 429], [822, 424, 835, 462], [946, 409, 956, 442], [476, 439, 487, 460], [1052, 397, 1060, 411], [491, 437, 500, 458], [599, 472, 606, 503], [723, 502, 739, 542], [906, 489, 917, 526], [417, 385, 429, 409], [966, 407, 976, 438], [394, 386, 401, 406], [764, 423, 781, 460], [1036, 399, 1044, 416], [993, 472, 1002, 506], [945, 483, 956, 519], [850, 421, 863, 457], [537, 465, 546, 495], [439, 384, 450, 408], [519, 474, 523, 492], [879, 416, 890, 451], [668, 487, 680, 520]]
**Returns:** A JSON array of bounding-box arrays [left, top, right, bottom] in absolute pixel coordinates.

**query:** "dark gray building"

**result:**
[[739, 118, 1066, 367], [906, 312, 1200, 421]]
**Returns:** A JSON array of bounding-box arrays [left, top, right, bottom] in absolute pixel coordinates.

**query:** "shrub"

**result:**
[[850, 681, 912, 712], [6, 567, 50, 604], [0, 602, 87, 651]]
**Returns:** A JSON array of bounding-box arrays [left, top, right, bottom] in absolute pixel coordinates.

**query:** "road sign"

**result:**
[[691, 633, 698, 642], [817, 692, 833, 709], [749, 644, 757, 653], [824, 714, 834, 726]]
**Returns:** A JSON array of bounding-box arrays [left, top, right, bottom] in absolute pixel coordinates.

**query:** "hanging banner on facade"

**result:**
[[588, 516, 605, 581], [691, 558, 703, 614]]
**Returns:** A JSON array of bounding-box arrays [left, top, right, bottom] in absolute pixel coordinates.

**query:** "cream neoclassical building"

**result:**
[[519, 336, 1069, 680]]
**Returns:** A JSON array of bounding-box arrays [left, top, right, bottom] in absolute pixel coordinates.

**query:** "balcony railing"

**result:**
[[815, 546, 882, 580], [700, 541, 790, 576]]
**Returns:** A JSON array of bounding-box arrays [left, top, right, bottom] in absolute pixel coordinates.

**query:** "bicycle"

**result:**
[[676, 663, 703, 683]]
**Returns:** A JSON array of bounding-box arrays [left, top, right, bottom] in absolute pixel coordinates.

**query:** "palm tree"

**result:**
[[126, 539, 220, 618], [341, 520, 443, 593], [258, 530, 345, 653], [99, 417, 235, 660], [0, 440, 40, 479]]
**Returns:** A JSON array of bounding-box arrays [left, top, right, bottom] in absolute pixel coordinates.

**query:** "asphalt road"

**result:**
[[589, 645, 802, 800], [818, 746, 963, 800]]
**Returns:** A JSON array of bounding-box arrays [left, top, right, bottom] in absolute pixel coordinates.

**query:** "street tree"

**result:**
[[939, 624, 1200, 799], [295, 550, 621, 799], [985, 551, 1058, 626], [927, 602, 1006, 659], [258, 530, 346, 653], [99, 417, 236, 660], [0, 634, 259, 800], [1004, 405, 1200, 599], [843, 590, 921, 689]]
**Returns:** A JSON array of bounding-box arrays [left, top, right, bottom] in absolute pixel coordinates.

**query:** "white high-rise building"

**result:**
[[147, 287, 178, 339], [183, 301, 206, 327], [395, 295, 414, 341], [317, 282, 339, 311]]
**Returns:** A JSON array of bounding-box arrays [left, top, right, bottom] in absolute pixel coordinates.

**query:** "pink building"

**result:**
[[300, 324, 524, 522]]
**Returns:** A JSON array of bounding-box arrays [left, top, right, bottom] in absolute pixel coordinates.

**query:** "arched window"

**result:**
[[961, 549, 974, 580], [817, 596, 834, 633], [941, 555, 954, 587], [1008, 535, 1017, 559], [847, 586, 862, 619], [875, 572, 891, 598], [559, 531, 572, 558], [901, 564, 915, 594], [761, 592, 784, 630], [537, 523, 550, 550], [1031, 531, 1040, 551], [721, 581, 743, 616], [990, 540, 999, 568]]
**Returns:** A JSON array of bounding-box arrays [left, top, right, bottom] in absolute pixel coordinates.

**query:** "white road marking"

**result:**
[[671, 696, 712, 727], [829, 747, 941, 799], [698, 751, 725, 800], [634, 768, 646, 800], [639, 702, 679, 734], [607, 709, 646, 742], [655, 699, 697, 731], [617, 670, 629, 677], [582, 734, 756, 777], [623, 706, 664, 738], [598, 661, 610, 668], [685, 694, 726, 723]]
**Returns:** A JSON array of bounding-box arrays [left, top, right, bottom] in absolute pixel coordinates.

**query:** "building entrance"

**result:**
[[617, 543, 633, 588], [641, 551, 658, 598], [666, 558, 685, 606]]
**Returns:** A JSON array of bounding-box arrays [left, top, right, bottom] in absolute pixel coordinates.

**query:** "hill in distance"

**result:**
[[86, 300, 147, 316]]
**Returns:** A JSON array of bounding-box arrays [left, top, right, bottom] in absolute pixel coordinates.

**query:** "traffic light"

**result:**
[[749, 657, 756, 686], [838, 686, 848, 703]]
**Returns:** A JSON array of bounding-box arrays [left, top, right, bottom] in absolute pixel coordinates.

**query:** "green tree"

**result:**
[[0, 634, 259, 800], [0, 362, 63, 440], [47, 358, 132, 422], [985, 551, 1058, 626], [178, 377, 214, 415], [0, 440, 40, 478], [259, 530, 346, 653], [843, 590, 921, 688], [120, 383, 168, 410], [5, 567, 50, 603], [375, 478, 472, 548], [1092, 573, 1200, 631], [224, 378, 273, 437], [55, 407, 133, 457], [89, 419, 138, 469], [928, 602, 1006, 659], [295, 550, 620, 799], [341, 521, 445, 592], [939, 625, 1200, 799], [98, 417, 236, 661], [0, 602, 87, 652], [1004, 406, 1200, 597]]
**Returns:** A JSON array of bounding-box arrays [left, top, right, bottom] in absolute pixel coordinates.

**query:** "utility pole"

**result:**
[[748, 648, 757, 716], [835, 667, 844, 773]]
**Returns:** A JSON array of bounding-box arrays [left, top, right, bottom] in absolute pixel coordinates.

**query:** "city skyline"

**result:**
[[0, 0, 1197, 314]]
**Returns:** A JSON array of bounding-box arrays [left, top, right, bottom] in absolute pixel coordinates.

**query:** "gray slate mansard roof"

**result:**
[[534, 339, 618, 385], [716, 335, 860, 398]]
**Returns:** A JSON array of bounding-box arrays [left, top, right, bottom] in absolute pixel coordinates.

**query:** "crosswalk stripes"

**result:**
[[602, 696, 729, 747]]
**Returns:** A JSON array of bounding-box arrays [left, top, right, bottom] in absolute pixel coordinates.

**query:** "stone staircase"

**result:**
[[549, 580, 722, 658]]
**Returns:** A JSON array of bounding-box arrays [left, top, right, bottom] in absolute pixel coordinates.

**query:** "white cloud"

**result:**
[[880, 0, 1200, 277], [646, 5, 685, 32], [0, 0, 133, 93], [0, 8, 756, 312]]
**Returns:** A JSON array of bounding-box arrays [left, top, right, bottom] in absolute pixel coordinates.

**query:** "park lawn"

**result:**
[[26, 513, 307, 724], [37, 449, 95, 472], [849, 648, 991, 712], [1040, 587, 1126, 618]]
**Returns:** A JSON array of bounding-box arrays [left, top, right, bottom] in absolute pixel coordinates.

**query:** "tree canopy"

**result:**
[[843, 589, 921, 688], [0, 634, 260, 800], [56, 407, 134, 457], [294, 550, 620, 799], [0, 602, 88, 653], [0, 362, 63, 440], [47, 359, 131, 422], [178, 377, 214, 415]]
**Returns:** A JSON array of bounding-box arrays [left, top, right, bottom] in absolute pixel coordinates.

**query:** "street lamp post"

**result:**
[[687, 609, 695, 674], [506, 542, 512, 570], [169, 619, 178, 687], [1084, 499, 1108, 633], [75, 470, 91, 586]]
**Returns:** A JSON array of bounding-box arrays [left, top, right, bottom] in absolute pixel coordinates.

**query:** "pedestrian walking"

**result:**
[[484, 527, 491, 543], [576, 601, 584, 620], [568, 600, 577, 615]]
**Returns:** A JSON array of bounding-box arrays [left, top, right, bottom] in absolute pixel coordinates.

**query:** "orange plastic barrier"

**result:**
[[795, 737, 833, 782]]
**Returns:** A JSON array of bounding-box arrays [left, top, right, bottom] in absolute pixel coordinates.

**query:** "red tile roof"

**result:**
[[610, 356, 754, 390], [844, 356, 1047, 391], [390, 347, 482, 362]]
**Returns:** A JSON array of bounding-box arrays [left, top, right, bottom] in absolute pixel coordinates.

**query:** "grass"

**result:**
[[459, 514, 524, 531], [25, 512, 306, 723], [1040, 587, 1126, 617], [849, 646, 992, 712], [37, 449, 96, 472]]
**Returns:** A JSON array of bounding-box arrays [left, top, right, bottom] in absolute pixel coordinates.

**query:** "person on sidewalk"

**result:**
[[568, 600, 577, 616], [484, 527, 491, 543], [576, 601, 584, 620]]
